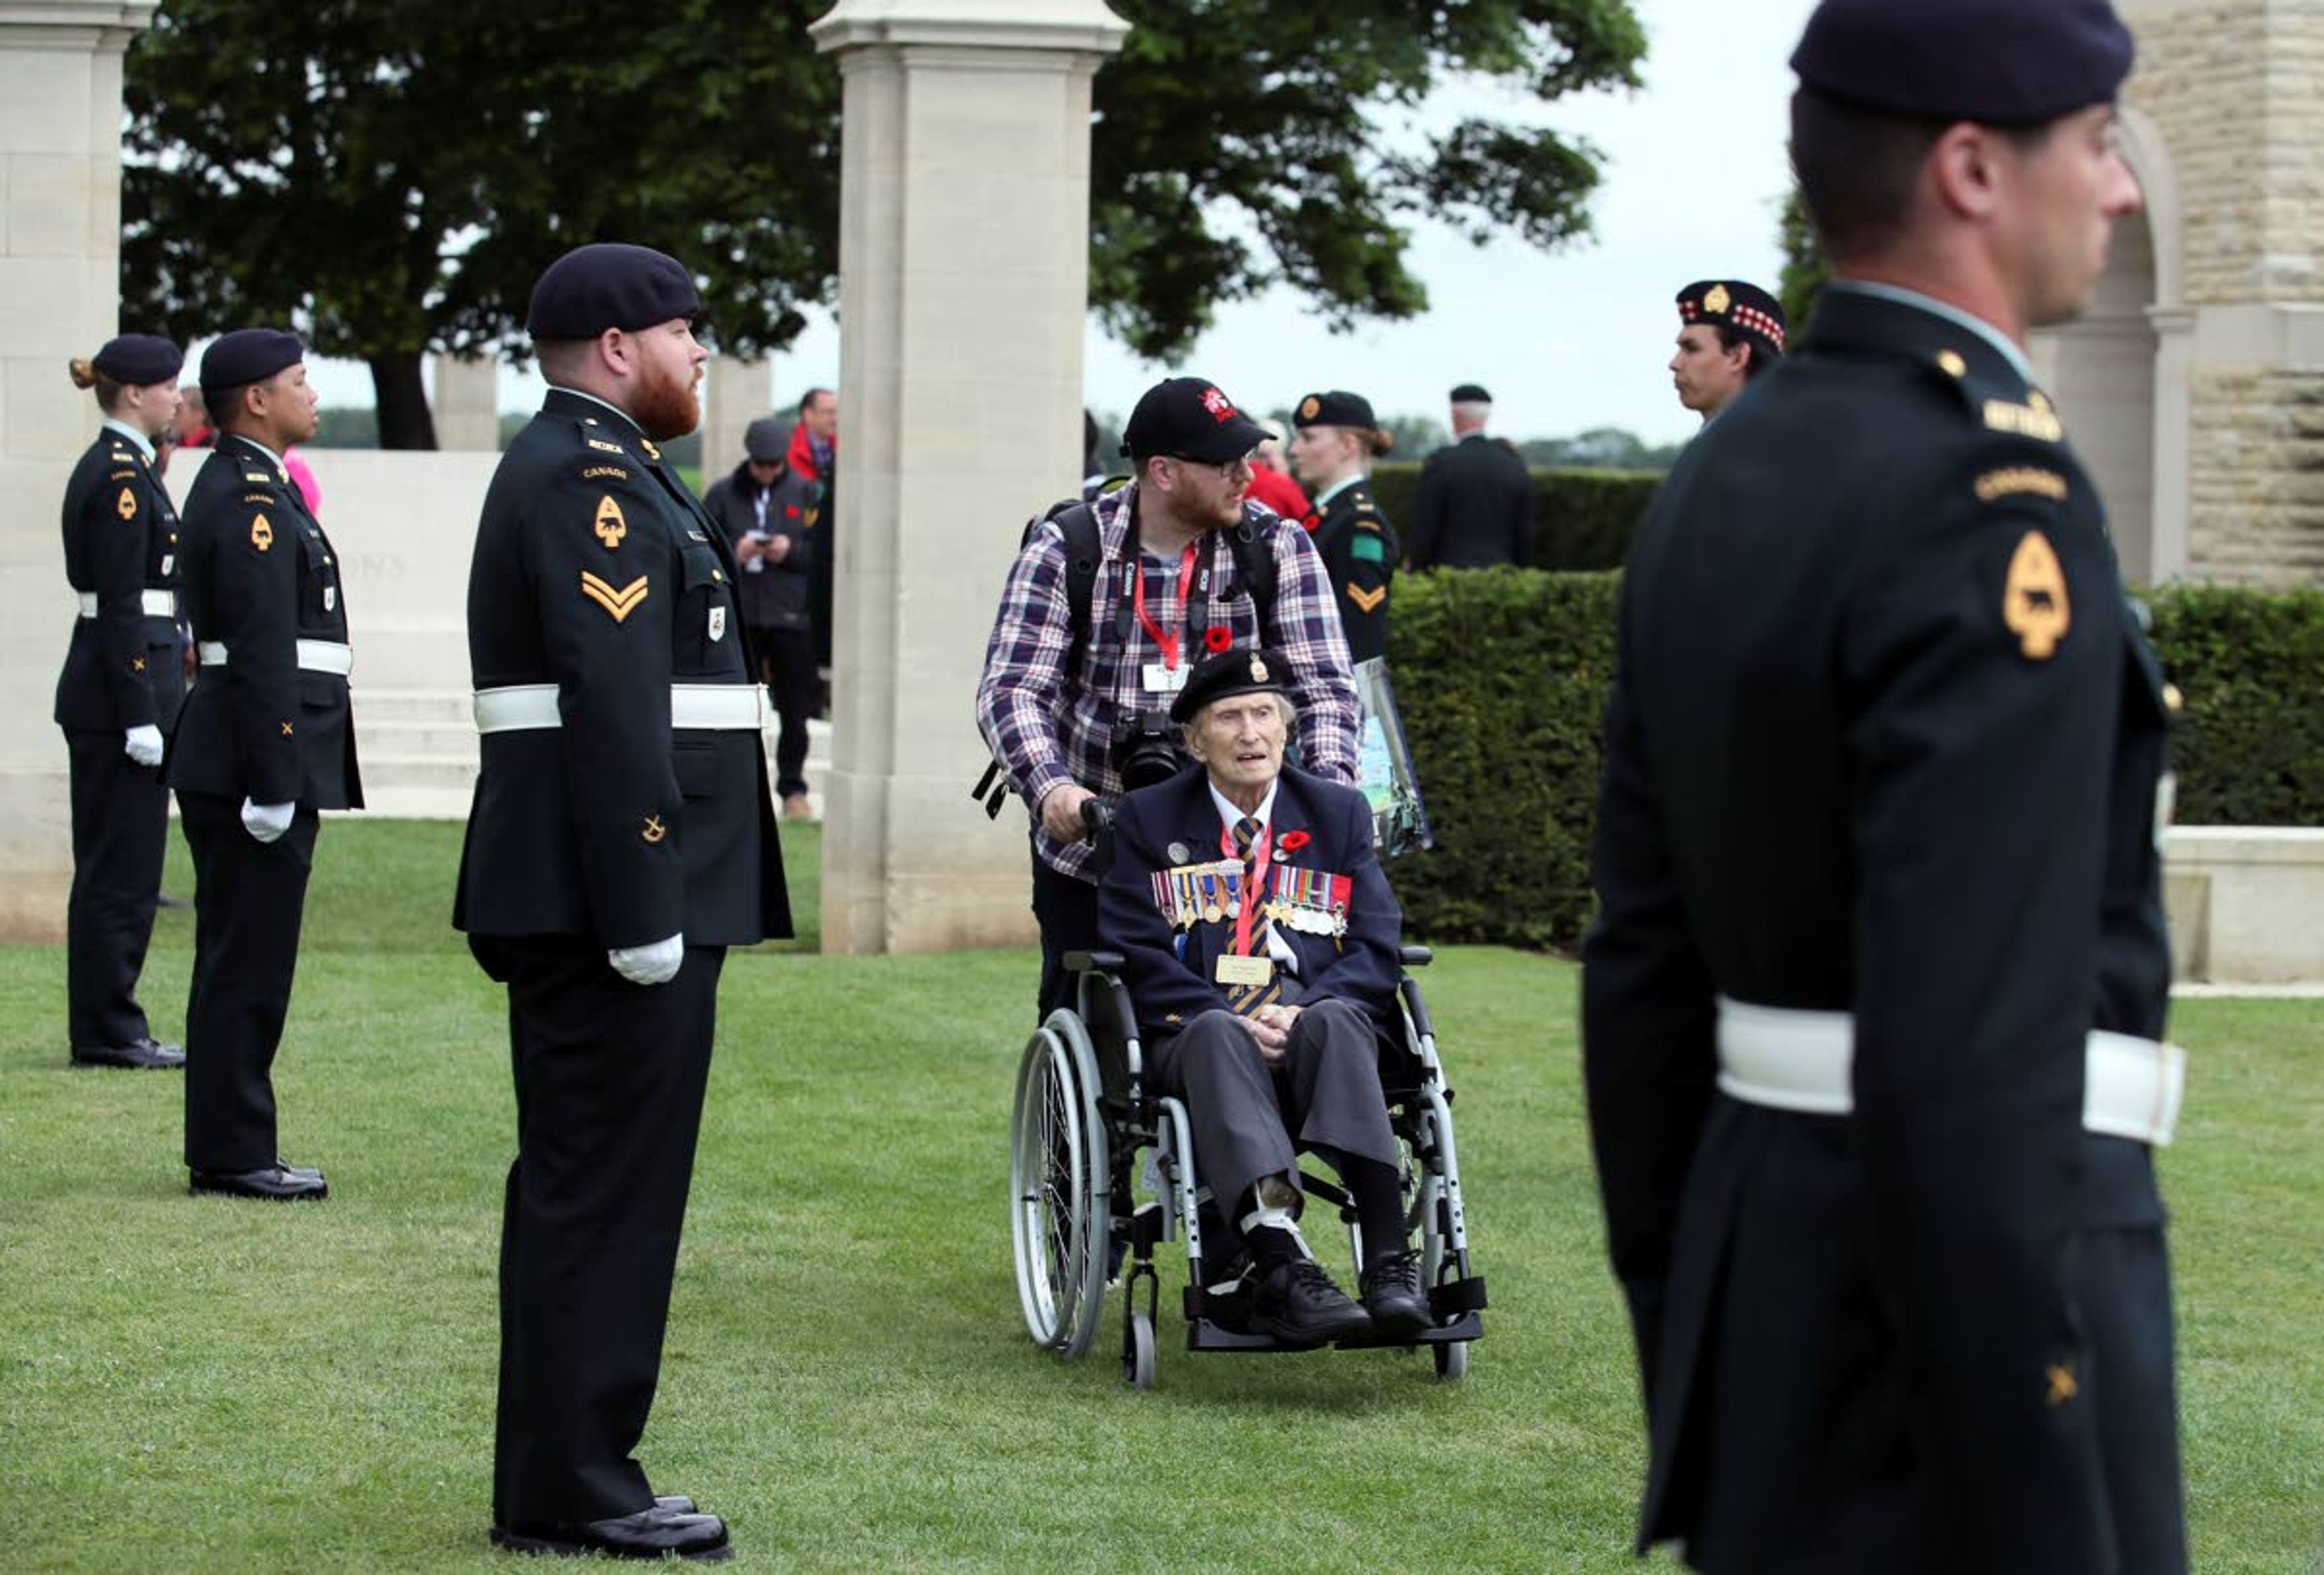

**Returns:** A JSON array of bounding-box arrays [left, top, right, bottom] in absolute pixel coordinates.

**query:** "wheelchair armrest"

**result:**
[[1065, 949, 1126, 975], [1398, 945, 1434, 969]]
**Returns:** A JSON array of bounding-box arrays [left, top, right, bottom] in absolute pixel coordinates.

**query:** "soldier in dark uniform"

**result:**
[[456, 243, 788, 1565], [1667, 280, 1785, 424], [1580, 2, 2187, 1570], [1098, 647, 1428, 1345], [54, 335, 189, 1070], [1403, 383, 1535, 571], [169, 329, 359, 1203], [1287, 390, 1398, 664]]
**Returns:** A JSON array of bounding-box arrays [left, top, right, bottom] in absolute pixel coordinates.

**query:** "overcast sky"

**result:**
[[300, 0, 1822, 447]]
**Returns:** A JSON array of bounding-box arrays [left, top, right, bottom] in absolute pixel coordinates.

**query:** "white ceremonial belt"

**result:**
[[1714, 996, 2185, 1148], [195, 639, 354, 676], [77, 590, 177, 618], [473, 682, 766, 734]]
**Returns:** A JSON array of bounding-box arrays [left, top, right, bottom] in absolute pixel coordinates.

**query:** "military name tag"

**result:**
[[323, 586, 336, 612], [1215, 954, 1273, 988], [709, 605, 727, 642], [1141, 662, 1189, 694]]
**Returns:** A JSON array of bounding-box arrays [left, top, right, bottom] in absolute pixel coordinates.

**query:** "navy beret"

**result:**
[[199, 329, 304, 399], [91, 334, 182, 386], [1121, 376, 1269, 464], [1292, 390, 1378, 431], [527, 243, 700, 340], [1169, 646, 1295, 726], [1676, 280, 1787, 360], [1448, 383, 1492, 404], [1792, 0, 2134, 125]]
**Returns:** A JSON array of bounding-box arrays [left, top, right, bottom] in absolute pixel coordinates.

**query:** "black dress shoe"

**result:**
[[654, 1496, 697, 1515], [70, 1038, 185, 1070], [491, 1506, 732, 1562], [1252, 1257, 1373, 1344], [1359, 1251, 1433, 1338], [189, 1163, 328, 1201]]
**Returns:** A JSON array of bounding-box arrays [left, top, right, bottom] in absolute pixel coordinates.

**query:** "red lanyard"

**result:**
[[1221, 819, 1272, 956], [1132, 541, 1201, 671]]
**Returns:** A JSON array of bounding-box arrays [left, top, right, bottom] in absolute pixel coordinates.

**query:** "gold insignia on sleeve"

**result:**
[[131, 656, 146, 672], [580, 465, 630, 482], [244, 471, 271, 484], [640, 439, 662, 462], [1983, 399, 2064, 442], [116, 487, 137, 520], [251, 515, 274, 552], [641, 815, 668, 844], [2003, 530, 2071, 660], [2046, 1362, 2079, 1407], [1975, 468, 2069, 504], [242, 492, 273, 505], [1936, 350, 1968, 378], [580, 570, 649, 622], [109, 468, 136, 481], [281, 720, 295, 737], [1346, 582, 1387, 613], [1704, 283, 1731, 315], [594, 495, 628, 549]]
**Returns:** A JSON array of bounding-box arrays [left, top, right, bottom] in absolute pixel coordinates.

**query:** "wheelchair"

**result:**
[[1008, 944, 1486, 1389]]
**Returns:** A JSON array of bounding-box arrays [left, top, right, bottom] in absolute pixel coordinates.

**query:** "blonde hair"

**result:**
[[68, 358, 125, 411]]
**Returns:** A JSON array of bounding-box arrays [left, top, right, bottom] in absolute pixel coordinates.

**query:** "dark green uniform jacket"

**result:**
[[1307, 478, 1397, 665]]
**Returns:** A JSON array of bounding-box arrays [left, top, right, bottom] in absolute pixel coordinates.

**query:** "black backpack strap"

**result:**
[[1226, 510, 1280, 631], [1048, 499, 1102, 671]]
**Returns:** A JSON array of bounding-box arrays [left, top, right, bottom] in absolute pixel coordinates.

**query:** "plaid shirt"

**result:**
[[976, 482, 1360, 883]]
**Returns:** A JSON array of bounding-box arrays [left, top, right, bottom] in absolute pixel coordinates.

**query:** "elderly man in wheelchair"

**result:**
[[1092, 645, 1431, 1346]]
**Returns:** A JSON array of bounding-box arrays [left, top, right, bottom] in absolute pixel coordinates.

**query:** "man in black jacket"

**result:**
[[55, 334, 188, 1070], [456, 242, 787, 1565], [1581, 1, 2185, 1568], [701, 415, 818, 818], [169, 329, 359, 1201], [1404, 384, 1535, 570]]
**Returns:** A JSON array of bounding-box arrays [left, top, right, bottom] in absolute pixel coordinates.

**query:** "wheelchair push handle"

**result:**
[[1079, 799, 1113, 838]]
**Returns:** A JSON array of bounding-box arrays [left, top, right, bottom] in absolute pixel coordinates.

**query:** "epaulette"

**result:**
[[1922, 346, 2064, 446]]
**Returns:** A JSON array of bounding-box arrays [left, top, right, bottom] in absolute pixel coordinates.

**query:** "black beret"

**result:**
[[1121, 376, 1269, 464], [92, 334, 182, 386], [1792, 0, 2135, 126], [1448, 383, 1492, 404], [199, 329, 304, 400], [1169, 646, 1295, 726], [526, 243, 701, 340], [1676, 280, 1787, 361], [1292, 390, 1377, 431]]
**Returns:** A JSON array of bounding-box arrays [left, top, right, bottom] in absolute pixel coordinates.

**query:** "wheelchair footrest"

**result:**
[[1184, 1310, 1484, 1354], [1430, 1275, 1488, 1318]]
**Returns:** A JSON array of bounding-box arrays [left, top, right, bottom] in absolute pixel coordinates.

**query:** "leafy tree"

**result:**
[[1776, 185, 1828, 332], [124, 0, 1643, 447]]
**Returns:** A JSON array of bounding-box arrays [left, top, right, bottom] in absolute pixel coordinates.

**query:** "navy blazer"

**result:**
[[1099, 763, 1401, 1039]]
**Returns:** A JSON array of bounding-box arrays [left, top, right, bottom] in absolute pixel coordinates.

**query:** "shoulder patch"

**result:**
[[1983, 394, 2064, 444], [580, 464, 631, 482], [594, 495, 628, 550], [251, 514, 274, 552], [1977, 467, 2069, 504], [2003, 530, 2070, 660], [116, 487, 138, 521]]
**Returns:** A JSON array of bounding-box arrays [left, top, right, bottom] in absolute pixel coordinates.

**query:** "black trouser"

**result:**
[[64, 728, 170, 1048], [473, 934, 725, 1528], [1029, 844, 1099, 1021], [179, 791, 318, 1171], [751, 623, 817, 800]]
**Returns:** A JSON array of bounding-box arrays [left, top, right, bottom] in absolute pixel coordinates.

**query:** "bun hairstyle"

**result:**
[[1362, 427, 1395, 458], [69, 357, 124, 409], [68, 358, 100, 390]]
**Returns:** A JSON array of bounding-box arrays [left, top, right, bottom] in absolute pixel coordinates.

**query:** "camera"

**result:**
[[1110, 710, 1185, 792]]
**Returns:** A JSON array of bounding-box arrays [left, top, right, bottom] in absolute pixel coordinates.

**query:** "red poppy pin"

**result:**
[[1279, 830, 1312, 853], [1203, 625, 1232, 654]]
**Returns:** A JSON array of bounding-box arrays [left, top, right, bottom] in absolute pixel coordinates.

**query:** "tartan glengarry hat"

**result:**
[[199, 328, 305, 401], [1292, 390, 1379, 430], [1170, 646, 1295, 726], [92, 334, 183, 386], [1791, 0, 2135, 126], [1677, 280, 1787, 361], [527, 243, 701, 340], [1121, 376, 1270, 465]]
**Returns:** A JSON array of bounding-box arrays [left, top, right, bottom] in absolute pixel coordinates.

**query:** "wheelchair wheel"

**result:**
[[1010, 1010, 1111, 1360], [1125, 1309, 1157, 1390]]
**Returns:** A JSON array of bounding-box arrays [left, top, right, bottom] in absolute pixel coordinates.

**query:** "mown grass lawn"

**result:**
[[2, 821, 2319, 1572]]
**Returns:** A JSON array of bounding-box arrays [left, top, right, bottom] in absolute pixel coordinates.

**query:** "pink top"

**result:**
[[285, 447, 322, 515]]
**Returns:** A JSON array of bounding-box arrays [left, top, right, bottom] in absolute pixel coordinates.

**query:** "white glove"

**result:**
[[240, 797, 295, 843], [608, 933, 685, 987], [123, 725, 165, 768]]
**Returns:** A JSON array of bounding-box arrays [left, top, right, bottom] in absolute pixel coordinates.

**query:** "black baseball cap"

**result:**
[[1121, 377, 1270, 464], [1792, 0, 2134, 125]]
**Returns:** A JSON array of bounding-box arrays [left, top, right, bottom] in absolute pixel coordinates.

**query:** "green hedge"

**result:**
[[2145, 584, 2324, 824], [1387, 570, 2324, 949], [1383, 568, 1620, 949], [1367, 461, 1660, 572]]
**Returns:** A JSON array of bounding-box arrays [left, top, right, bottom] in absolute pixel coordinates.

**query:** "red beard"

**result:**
[[630, 358, 701, 442]]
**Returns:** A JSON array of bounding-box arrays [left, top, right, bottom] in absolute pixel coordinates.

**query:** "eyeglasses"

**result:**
[[1167, 452, 1255, 481]]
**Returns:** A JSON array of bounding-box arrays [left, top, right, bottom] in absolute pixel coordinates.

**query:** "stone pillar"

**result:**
[[0, 1, 159, 941], [701, 353, 775, 478], [810, 0, 1128, 953], [431, 353, 500, 451]]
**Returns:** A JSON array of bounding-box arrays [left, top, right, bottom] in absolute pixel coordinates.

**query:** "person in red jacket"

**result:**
[[788, 387, 838, 695], [1243, 422, 1311, 522]]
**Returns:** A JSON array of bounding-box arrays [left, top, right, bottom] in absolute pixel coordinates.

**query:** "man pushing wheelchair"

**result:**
[[1096, 645, 1430, 1345]]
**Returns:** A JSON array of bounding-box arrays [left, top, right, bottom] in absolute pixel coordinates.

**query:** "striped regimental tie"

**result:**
[[1226, 815, 1283, 1017]]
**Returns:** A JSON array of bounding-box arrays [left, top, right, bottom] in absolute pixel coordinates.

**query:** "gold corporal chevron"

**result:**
[[580, 570, 649, 622]]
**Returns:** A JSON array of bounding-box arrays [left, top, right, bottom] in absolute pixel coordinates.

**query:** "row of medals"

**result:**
[[1164, 861, 1346, 938]]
